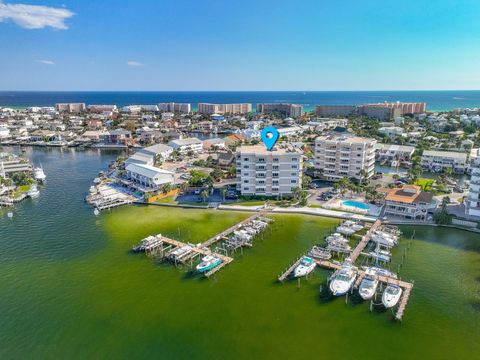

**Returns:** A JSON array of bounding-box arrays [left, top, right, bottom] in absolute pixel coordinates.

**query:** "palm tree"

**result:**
[[220, 188, 227, 202], [201, 189, 209, 203], [358, 169, 368, 185], [291, 187, 302, 202]]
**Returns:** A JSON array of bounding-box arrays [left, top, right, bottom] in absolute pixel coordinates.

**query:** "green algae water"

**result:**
[[0, 147, 479, 359]]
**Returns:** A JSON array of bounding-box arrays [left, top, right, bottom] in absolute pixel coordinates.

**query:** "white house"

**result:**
[[168, 137, 203, 153], [125, 163, 174, 190]]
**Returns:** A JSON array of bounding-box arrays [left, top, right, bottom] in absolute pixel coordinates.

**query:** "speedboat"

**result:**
[[169, 245, 193, 261], [336, 225, 356, 236], [27, 185, 40, 198], [343, 220, 364, 231], [326, 233, 349, 245], [369, 249, 391, 262], [308, 246, 332, 260], [293, 256, 316, 277], [34, 167, 46, 182], [382, 285, 403, 308], [358, 268, 379, 300], [329, 262, 358, 296], [371, 233, 396, 247], [196, 255, 222, 273]]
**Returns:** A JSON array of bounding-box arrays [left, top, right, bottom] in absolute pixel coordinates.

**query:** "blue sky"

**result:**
[[1, 0, 480, 91]]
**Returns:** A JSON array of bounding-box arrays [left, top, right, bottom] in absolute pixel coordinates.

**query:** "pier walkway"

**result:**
[[201, 211, 267, 248], [279, 219, 415, 320], [349, 219, 381, 262], [133, 212, 272, 277]]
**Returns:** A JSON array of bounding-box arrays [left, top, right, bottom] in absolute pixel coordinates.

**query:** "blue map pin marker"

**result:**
[[261, 126, 279, 151]]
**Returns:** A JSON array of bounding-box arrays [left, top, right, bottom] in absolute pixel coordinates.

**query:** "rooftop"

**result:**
[[238, 144, 303, 155], [381, 185, 434, 204]]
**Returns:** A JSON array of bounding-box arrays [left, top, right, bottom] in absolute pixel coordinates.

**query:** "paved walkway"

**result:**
[[217, 204, 377, 222]]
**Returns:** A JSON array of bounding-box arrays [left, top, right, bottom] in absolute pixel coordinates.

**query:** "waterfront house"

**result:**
[[125, 163, 174, 191], [381, 185, 436, 221], [138, 143, 173, 161], [217, 151, 235, 167], [203, 138, 226, 150], [168, 137, 203, 153], [224, 134, 246, 147], [100, 128, 132, 145]]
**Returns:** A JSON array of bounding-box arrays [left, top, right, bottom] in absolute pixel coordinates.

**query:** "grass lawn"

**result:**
[[155, 195, 177, 204], [17, 185, 31, 192], [232, 200, 267, 206], [415, 178, 434, 191]]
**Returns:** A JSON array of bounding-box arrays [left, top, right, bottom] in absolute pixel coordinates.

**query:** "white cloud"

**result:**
[[37, 59, 55, 65], [127, 61, 143, 67], [0, 2, 74, 30]]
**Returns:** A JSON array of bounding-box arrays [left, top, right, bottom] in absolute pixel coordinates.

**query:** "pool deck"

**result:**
[[323, 196, 382, 217]]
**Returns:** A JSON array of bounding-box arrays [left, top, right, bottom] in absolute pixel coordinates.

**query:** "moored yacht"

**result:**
[[293, 256, 316, 277], [382, 285, 403, 308], [329, 261, 358, 296], [196, 255, 222, 273], [34, 167, 46, 182], [169, 244, 193, 261], [358, 268, 379, 300]]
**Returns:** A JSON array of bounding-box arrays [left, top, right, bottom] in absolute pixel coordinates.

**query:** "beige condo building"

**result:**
[[314, 134, 376, 181], [236, 144, 303, 196]]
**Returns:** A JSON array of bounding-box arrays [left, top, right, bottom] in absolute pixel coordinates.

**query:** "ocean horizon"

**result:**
[[1, 90, 480, 112]]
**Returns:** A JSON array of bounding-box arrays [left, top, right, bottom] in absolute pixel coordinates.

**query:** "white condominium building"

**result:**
[[158, 102, 191, 113], [314, 134, 376, 181], [420, 150, 468, 174], [236, 144, 303, 196], [467, 150, 480, 217], [198, 103, 252, 114]]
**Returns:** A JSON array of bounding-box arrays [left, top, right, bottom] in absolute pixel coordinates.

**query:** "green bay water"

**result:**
[[0, 148, 479, 359]]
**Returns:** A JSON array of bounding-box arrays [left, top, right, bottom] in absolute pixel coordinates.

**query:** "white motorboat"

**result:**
[[243, 227, 257, 236], [196, 255, 222, 273], [329, 262, 358, 296], [326, 233, 349, 245], [358, 268, 379, 300], [234, 230, 252, 241], [371, 233, 397, 247], [169, 245, 193, 260], [293, 256, 316, 278], [27, 185, 40, 198], [308, 246, 332, 260], [382, 285, 403, 308], [33, 167, 46, 182], [369, 249, 391, 262], [362, 266, 397, 280], [336, 225, 356, 236], [343, 220, 364, 232]]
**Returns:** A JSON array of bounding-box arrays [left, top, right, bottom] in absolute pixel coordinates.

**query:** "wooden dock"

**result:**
[[132, 212, 273, 278], [349, 219, 382, 262], [200, 211, 267, 248], [394, 283, 414, 321], [278, 256, 305, 282]]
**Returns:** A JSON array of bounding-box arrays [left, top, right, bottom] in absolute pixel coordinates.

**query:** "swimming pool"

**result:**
[[342, 200, 369, 210]]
